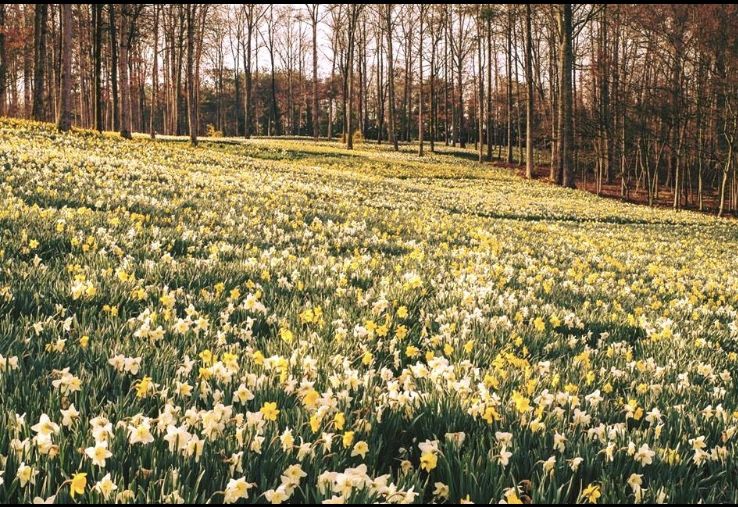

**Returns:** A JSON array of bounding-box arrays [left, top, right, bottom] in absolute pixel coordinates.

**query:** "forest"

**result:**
[[1, 4, 737, 213]]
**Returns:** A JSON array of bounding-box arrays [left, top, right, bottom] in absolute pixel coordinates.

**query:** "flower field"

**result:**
[[2, 119, 738, 503]]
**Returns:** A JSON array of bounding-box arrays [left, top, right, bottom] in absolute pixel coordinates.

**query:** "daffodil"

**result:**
[[70, 472, 87, 498], [260, 402, 280, 422]]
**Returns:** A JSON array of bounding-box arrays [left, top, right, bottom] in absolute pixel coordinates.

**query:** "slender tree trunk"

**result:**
[[430, 9, 436, 153], [515, 19, 523, 167], [150, 5, 159, 138], [444, 5, 450, 146], [0, 4, 7, 116], [32, 4, 49, 121], [418, 6, 424, 156], [386, 5, 398, 151], [24, 16, 32, 119], [57, 3, 72, 131], [346, 5, 361, 149], [486, 12, 493, 161], [525, 4, 534, 178], [109, 4, 120, 132], [559, 4, 574, 187], [506, 6, 513, 163], [549, 21, 558, 181], [456, 7, 464, 148], [92, 5, 103, 131], [186, 5, 197, 145], [266, 7, 280, 136], [311, 5, 319, 140], [118, 4, 131, 139], [718, 141, 733, 217], [244, 21, 253, 138], [327, 27, 335, 140], [476, 6, 483, 162], [376, 22, 384, 144]]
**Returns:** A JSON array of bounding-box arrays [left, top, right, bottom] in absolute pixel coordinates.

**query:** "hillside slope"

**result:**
[[1, 120, 738, 503]]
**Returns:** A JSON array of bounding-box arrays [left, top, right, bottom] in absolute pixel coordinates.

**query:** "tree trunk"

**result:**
[[418, 6, 424, 156], [346, 5, 361, 149], [92, 5, 103, 131], [525, 4, 534, 178], [118, 4, 131, 139], [311, 5, 319, 140], [476, 6, 483, 162], [186, 5, 197, 146], [109, 4, 120, 132], [385, 5, 398, 151], [244, 18, 253, 138], [57, 3, 72, 131], [0, 4, 7, 116], [559, 4, 574, 188], [444, 5, 449, 147], [376, 22, 384, 144], [506, 6, 513, 163], [430, 9, 436, 153], [456, 7, 465, 148], [32, 4, 48, 121], [150, 5, 159, 138], [486, 12, 493, 161]]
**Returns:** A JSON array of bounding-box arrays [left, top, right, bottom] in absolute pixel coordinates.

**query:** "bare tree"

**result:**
[[384, 5, 398, 150], [32, 4, 48, 121], [109, 4, 120, 132], [186, 4, 197, 145], [306, 4, 321, 140], [557, 3, 573, 187], [345, 4, 363, 149], [56, 3, 72, 132], [150, 5, 159, 138], [0, 5, 7, 116], [242, 4, 265, 138], [418, 5, 426, 156], [525, 4, 534, 178], [92, 4, 103, 131], [118, 4, 131, 138]]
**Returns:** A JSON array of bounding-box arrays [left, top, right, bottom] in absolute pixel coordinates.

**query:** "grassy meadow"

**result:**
[[1, 119, 738, 503]]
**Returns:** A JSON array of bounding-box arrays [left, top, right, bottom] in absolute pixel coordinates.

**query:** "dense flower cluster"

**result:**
[[1, 119, 737, 503]]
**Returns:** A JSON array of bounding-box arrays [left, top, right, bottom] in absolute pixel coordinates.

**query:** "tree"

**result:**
[[307, 4, 321, 140], [56, 3, 72, 132], [383, 4, 398, 151], [506, 5, 514, 163], [485, 7, 494, 161], [242, 4, 264, 139], [344, 4, 363, 149], [0, 4, 7, 117], [262, 5, 281, 136], [118, 4, 131, 138], [475, 5, 484, 162], [418, 5, 426, 156], [109, 4, 120, 132], [557, 3, 574, 187], [429, 6, 442, 153], [150, 5, 159, 138], [450, 5, 471, 148], [32, 4, 48, 121], [525, 4, 534, 178], [93, 4, 103, 132], [186, 4, 197, 145]]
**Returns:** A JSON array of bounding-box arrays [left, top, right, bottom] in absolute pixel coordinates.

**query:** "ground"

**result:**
[[1, 119, 738, 503]]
